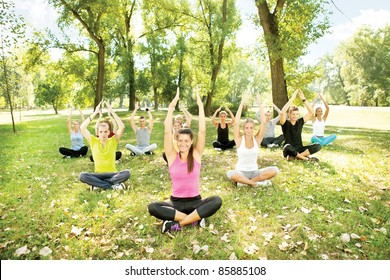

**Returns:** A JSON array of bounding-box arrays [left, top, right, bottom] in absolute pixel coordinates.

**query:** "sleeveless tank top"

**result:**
[[169, 153, 201, 198], [235, 136, 259, 171], [312, 119, 325, 137], [217, 123, 230, 143], [71, 131, 84, 150]]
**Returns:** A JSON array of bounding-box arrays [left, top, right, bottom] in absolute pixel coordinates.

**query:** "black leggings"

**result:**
[[59, 146, 88, 157], [212, 140, 236, 150], [283, 143, 321, 158], [148, 195, 222, 221]]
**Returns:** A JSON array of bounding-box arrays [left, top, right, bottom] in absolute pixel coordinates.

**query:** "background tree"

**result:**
[[0, 0, 26, 133], [188, 0, 241, 116], [255, 0, 330, 109], [35, 62, 70, 114], [49, 0, 115, 109]]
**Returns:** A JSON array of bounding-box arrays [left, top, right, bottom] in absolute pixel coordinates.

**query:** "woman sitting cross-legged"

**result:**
[[59, 108, 88, 158], [311, 93, 336, 146], [148, 87, 222, 233], [211, 106, 236, 151], [227, 94, 279, 187]]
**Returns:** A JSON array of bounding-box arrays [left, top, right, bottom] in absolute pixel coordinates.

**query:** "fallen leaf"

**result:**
[[71, 225, 83, 236], [229, 252, 237, 260], [221, 233, 230, 243], [14, 245, 30, 256], [278, 242, 289, 251], [249, 217, 256, 222], [340, 233, 350, 242], [244, 243, 259, 255], [355, 243, 362, 248], [145, 247, 154, 253], [379, 228, 387, 235], [351, 233, 360, 239], [301, 206, 312, 214], [318, 206, 325, 212], [39, 246, 52, 257], [344, 198, 351, 203], [200, 245, 209, 252], [319, 254, 329, 260]]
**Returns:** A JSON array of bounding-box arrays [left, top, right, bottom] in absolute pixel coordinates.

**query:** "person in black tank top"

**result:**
[[211, 106, 235, 150]]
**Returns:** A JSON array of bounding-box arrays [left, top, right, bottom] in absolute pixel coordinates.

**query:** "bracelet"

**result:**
[[302, 99, 306, 102]]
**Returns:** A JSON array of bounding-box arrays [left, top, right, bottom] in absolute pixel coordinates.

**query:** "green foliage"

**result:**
[[316, 25, 390, 106]]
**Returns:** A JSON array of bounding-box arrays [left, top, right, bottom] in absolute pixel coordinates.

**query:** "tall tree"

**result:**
[[0, 0, 26, 133], [111, 0, 138, 111], [255, 0, 330, 109], [49, 0, 114, 109], [189, 0, 241, 116]]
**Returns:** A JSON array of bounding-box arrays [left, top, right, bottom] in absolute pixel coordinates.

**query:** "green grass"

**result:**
[[0, 110, 389, 260]]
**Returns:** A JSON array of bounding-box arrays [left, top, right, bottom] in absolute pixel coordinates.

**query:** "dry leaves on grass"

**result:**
[[39, 246, 52, 257], [244, 243, 259, 255], [14, 245, 30, 256]]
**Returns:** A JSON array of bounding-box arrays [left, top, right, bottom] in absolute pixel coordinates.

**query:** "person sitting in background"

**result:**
[[59, 108, 88, 158], [211, 106, 236, 151], [125, 102, 157, 156], [280, 89, 321, 161], [311, 94, 336, 146], [255, 103, 284, 148], [227, 95, 279, 187], [175, 105, 193, 128], [148, 87, 222, 233], [79, 102, 130, 191], [89, 109, 122, 162]]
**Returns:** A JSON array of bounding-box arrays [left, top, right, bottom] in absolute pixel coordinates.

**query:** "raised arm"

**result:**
[[320, 94, 329, 121], [164, 88, 180, 164], [233, 97, 245, 148], [66, 108, 73, 134], [95, 109, 103, 136], [78, 108, 85, 123], [80, 101, 102, 142], [272, 103, 281, 123], [181, 106, 193, 128], [255, 95, 266, 145], [280, 89, 299, 125], [129, 102, 139, 133], [211, 106, 222, 127], [108, 111, 118, 134], [107, 103, 125, 142], [195, 89, 206, 157], [226, 106, 235, 124], [298, 89, 313, 123], [147, 109, 154, 133]]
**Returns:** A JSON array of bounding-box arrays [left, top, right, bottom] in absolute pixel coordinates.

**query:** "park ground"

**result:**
[[0, 105, 389, 260]]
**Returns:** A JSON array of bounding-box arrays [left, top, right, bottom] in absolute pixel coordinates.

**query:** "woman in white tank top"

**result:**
[[311, 94, 336, 146], [226, 95, 279, 187]]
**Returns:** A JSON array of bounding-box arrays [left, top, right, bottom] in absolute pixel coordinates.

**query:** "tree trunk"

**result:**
[[269, 56, 288, 111], [153, 86, 158, 110], [2, 60, 16, 133], [128, 52, 136, 111], [204, 0, 228, 117], [95, 44, 105, 109], [256, 0, 288, 110]]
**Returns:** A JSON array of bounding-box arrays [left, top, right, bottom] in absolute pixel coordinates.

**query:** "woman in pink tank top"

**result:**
[[148, 87, 222, 233]]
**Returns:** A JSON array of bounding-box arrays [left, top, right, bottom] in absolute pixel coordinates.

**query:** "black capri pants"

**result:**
[[148, 195, 222, 221], [283, 143, 321, 158]]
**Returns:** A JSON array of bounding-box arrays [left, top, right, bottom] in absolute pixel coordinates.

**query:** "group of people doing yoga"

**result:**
[[59, 88, 336, 233]]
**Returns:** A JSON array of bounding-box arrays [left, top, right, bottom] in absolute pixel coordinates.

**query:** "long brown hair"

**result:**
[[177, 128, 195, 173]]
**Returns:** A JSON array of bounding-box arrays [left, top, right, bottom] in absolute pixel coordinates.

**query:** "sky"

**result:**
[[13, 0, 390, 65]]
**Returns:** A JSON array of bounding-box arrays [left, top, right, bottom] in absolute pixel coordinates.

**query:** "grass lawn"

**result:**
[[0, 108, 389, 260]]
